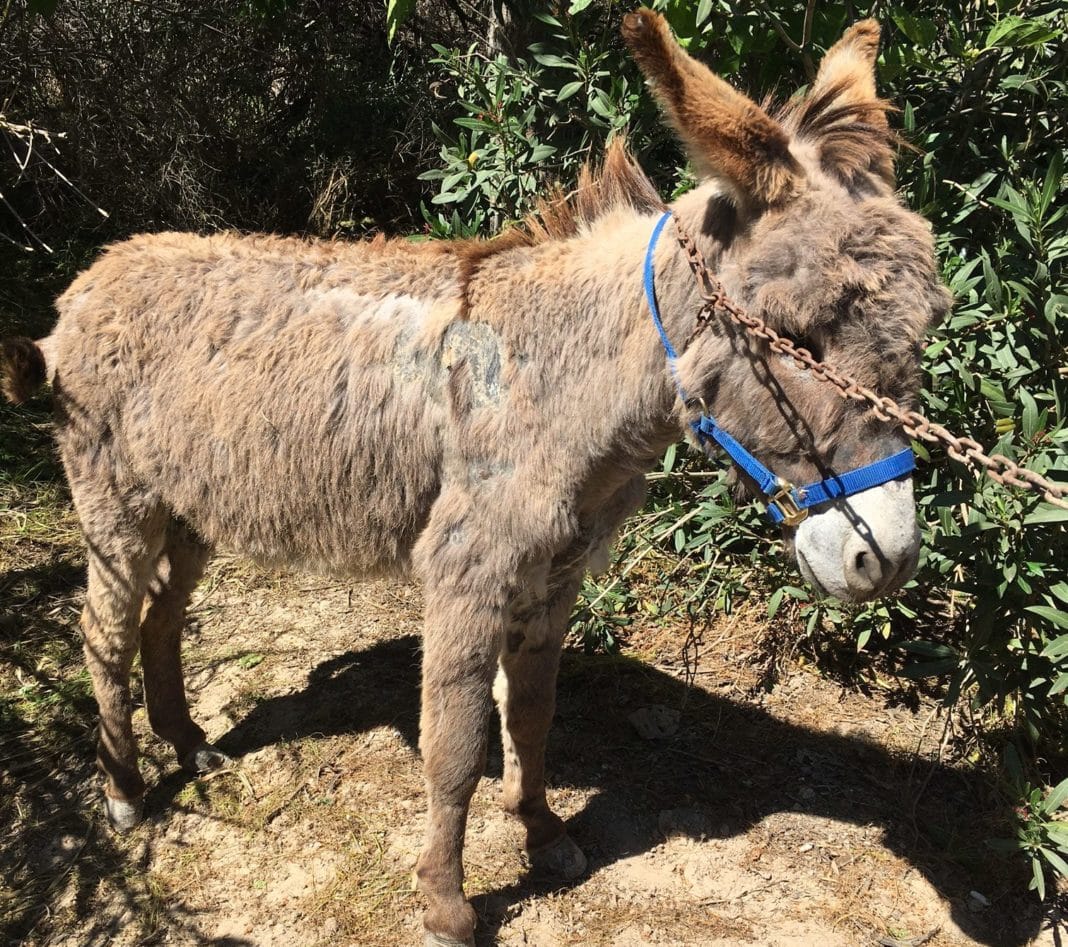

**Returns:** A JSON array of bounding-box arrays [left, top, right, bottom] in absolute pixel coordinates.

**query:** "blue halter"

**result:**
[[643, 210, 915, 526]]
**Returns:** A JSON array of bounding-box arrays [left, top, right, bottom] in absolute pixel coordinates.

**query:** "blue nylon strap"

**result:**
[[642, 211, 916, 524], [695, 415, 780, 496], [792, 449, 915, 508], [643, 211, 688, 399]]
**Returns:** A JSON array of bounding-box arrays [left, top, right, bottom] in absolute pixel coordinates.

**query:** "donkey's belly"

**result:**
[[124, 371, 444, 574], [170, 451, 441, 578]]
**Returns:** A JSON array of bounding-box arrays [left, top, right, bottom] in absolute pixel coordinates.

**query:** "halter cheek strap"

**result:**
[[644, 210, 915, 526]]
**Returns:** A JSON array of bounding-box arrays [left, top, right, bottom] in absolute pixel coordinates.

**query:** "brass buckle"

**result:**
[[769, 481, 809, 527]]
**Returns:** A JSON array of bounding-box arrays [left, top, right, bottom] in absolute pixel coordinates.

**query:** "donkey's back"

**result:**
[[50, 230, 462, 574]]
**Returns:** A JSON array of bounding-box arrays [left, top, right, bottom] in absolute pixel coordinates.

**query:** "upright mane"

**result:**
[[455, 138, 665, 312], [519, 137, 667, 244]]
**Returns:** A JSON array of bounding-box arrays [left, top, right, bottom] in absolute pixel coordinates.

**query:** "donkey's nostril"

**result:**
[[844, 540, 884, 596]]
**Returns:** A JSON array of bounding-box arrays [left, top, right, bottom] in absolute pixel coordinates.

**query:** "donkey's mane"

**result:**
[[516, 137, 667, 245], [454, 138, 666, 310]]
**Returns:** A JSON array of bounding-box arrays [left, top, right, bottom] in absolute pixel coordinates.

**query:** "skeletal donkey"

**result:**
[[1, 11, 951, 946]]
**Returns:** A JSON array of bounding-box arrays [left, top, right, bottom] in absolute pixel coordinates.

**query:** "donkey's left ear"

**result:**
[[622, 9, 804, 208], [810, 20, 886, 122], [799, 20, 897, 188]]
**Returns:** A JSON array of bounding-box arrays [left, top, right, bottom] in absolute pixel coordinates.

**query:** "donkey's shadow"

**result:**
[[195, 634, 1040, 946]]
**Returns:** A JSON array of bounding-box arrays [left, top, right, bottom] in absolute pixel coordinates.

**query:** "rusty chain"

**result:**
[[670, 214, 1068, 511]]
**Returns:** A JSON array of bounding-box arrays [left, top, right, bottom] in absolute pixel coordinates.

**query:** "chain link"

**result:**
[[671, 214, 1068, 511]]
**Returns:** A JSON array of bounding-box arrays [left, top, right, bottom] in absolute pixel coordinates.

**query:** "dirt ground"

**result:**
[[1, 553, 1061, 947]]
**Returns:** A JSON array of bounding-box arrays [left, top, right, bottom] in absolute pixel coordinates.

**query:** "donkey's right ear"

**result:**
[[622, 8, 804, 208]]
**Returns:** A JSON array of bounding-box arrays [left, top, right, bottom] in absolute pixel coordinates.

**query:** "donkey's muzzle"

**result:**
[[793, 476, 921, 603]]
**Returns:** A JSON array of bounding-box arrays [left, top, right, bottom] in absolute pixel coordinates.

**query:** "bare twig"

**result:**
[[0, 186, 51, 252], [878, 929, 939, 947], [760, 0, 817, 81]]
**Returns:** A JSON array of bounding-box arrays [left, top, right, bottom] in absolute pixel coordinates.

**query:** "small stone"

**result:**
[[798, 842, 814, 853], [658, 808, 713, 839], [968, 890, 990, 909], [628, 705, 680, 740]]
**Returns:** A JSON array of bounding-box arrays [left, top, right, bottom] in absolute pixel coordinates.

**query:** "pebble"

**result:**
[[628, 705, 680, 740]]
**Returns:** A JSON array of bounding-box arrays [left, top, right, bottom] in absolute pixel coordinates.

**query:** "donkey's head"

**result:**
[[623, 11, 953, 602]]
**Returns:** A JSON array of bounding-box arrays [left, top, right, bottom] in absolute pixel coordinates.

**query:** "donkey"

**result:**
[[1, 11, 951, 946]]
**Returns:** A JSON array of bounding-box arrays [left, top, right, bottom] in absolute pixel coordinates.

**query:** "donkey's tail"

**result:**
[[0, 337, 48, 404]]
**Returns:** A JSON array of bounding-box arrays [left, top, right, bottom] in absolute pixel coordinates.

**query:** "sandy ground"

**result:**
[[2, 556, 1061, 947]]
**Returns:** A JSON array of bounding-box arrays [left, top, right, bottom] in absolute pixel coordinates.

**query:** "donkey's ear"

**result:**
[[810, 20, 885, 122], [622, 8, 804, 208], [802, 20, 895, 187]]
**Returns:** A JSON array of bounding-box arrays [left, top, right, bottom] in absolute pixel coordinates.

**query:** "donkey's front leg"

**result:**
[[416, 587, 504, 947], [495, 570, 587, 878]]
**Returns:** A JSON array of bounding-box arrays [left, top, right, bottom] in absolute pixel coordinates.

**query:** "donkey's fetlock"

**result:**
[[182, 741, 233, 774], [421, 900, 476, 947], [527, 832, 587, 879], [104, 793, 145, 833]]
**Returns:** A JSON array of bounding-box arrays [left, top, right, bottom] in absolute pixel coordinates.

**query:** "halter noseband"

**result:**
[[643, 210, 915, 527]]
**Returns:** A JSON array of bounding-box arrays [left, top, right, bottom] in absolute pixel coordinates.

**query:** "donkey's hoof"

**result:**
[[105, 794, 144, 833], [423, 933, 475, 947], [527, 833, 587, 879], [182, 742, 233, 774]]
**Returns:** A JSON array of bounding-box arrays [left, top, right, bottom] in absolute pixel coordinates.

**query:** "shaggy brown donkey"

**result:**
[[1, 11, 950, 945]]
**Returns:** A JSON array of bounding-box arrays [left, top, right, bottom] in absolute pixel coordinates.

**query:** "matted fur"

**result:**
[[0, 12, 954, 946]]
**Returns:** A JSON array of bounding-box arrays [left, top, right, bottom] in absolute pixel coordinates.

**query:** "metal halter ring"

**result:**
[[768, 480, 809, 527]]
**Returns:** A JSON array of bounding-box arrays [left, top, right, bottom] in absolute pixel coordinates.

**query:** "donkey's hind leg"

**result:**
[[74, 481, 167, 832], [140, 522, 229, 774], [495, 569, 587, 879]]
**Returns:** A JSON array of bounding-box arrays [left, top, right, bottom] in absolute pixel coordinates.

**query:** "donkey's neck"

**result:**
[[473, 185, 738, 506], [586, 186, 742, 488]]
